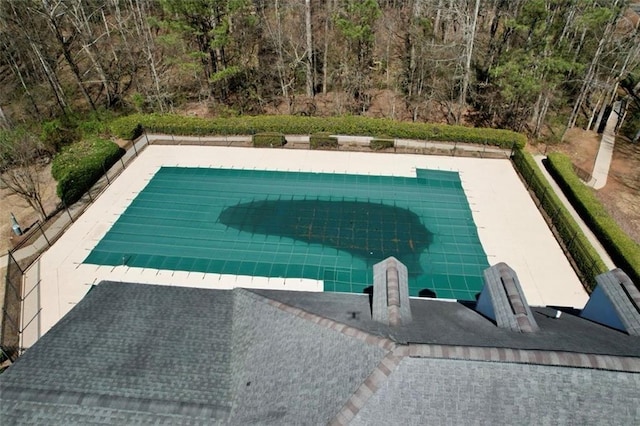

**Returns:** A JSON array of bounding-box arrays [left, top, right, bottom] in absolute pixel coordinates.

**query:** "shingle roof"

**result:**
[[227, 289, 386, 424], [351, 357, 640, 425], [1, 282, 235, 424], [0, 282, 387, 425], [249, 289, 640, 357], [2, 281, 640, 424]]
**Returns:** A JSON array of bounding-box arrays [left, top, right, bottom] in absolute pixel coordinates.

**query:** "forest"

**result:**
[[0, 0, 639, 141]]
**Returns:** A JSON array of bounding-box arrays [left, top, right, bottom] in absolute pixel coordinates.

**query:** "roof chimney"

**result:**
[[372, 257, 412, 326], [580, 269, 640, 336], [476, 263, 539, 333]]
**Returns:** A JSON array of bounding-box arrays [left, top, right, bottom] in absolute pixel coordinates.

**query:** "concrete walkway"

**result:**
[[534, 155, 615, 269], [588, 101, 622, 189]]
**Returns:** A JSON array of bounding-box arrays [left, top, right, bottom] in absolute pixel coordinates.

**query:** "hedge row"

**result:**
[[370, 138, 394, 151], [52, 138, 125, 205], [309, 132, 338, 149], [252, 132, 286, 147], [511, 149, 607, 290], [109, 113, 527, 148], [546, 152, 640, 285]]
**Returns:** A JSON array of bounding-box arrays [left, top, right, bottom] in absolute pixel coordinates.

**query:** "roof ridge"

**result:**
[[402, 344, 640, 372], [330, 348, 405, 425], [238, 288, 396, 351], [238, 289, 640, 373]]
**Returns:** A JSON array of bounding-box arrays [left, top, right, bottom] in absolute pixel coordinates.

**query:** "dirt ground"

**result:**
[[0, 163, 59, 254], [545, 128, 640, 244]]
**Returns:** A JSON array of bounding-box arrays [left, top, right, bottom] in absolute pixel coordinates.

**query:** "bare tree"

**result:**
[[0, 131, 50, 221]]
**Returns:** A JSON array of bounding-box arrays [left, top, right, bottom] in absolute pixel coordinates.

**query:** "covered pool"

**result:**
[[85, 166, 488, 300]]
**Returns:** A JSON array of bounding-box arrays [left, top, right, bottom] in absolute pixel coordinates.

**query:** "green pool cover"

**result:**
[[84, 167, 489, 300]]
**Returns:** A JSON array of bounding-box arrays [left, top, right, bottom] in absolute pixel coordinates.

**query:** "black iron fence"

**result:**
[[1, 134, 152, 360]]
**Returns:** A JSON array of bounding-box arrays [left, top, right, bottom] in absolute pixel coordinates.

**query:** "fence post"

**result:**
[[565, 229, 577, 252], [537, 186, 548, 209], [63, 201, 74, 223], [38, 223, 51, 247], [132, 133, 140, 157], [102, 161, 111, 185], [8, 251, 24, 274]]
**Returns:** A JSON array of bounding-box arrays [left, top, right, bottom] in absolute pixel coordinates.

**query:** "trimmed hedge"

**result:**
[[252, 132, 286, 147], [52, 138, 125, 205], [109, 113, 527, 148], [546, 152, 640, 286], [370, 137, 394, 151], [511, 149, 607, 290], [310, 132, 338, 149]]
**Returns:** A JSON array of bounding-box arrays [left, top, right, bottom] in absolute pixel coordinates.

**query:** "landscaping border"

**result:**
[[511, 149, 608, 291], [546, 152, 640, 286]]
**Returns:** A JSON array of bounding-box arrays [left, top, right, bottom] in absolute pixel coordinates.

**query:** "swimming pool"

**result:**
[[84, 166, 488, 300]]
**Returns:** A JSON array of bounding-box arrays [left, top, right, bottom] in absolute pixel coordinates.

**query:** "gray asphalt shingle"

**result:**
[[250, 289, 640, 356], [2, 282, 639, 424], [228, 290, 386, 424], [1, 282, 234, 424], [351, 357, 640, 426], [0, 282, 387, 424]]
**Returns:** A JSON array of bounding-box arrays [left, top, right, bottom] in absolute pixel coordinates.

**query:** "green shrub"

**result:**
[[370, 137, 394, 151], [40, 117, 82, 152], [252, 132, 286, 147], [109, 114, 147, 140], [511, 149, 607, 290], [108, 113, 527, 148], [52, 138, 125, 205], [310, 132, 338, 149], [546, 152, 640, 286]]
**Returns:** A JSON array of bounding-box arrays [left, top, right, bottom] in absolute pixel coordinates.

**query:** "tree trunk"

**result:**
[[70, 2, 113, 107], [305, 0, 314, 98], [30, 40, 67, 115], [433, 0, 443, 40], [567, 0, 621, 130], [0, 104, 9, 129], [272, 0, 289, 104], [1, 40, 41, 117], [322, 0, 334, 95], [567, 23, 613, 129], [134, 0, 164, 112], [45, 14, 97, 112], [457, 0, 480, 123], [587, 93, 603, 131], [533, 93, 550, 138]]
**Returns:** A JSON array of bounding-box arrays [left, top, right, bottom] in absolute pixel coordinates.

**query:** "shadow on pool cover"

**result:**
[[219, 199, 432, 275]]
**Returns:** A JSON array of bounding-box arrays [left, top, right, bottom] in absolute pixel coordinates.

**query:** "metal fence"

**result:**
[[1, 133, 152, 360]]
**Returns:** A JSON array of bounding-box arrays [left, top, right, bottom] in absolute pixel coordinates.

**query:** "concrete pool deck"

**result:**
[[30, 145, 588, 343]]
